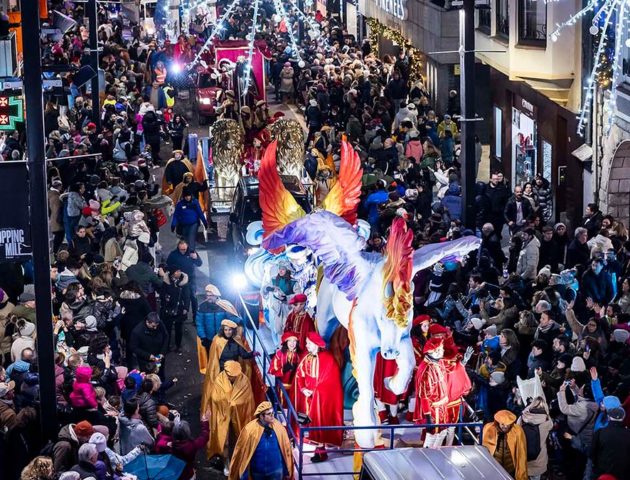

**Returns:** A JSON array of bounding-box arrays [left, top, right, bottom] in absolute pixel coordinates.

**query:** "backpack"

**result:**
[[522, 422, 542, 461]]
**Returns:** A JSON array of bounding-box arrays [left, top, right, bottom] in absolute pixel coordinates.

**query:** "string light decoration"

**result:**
[[287, 0, 329, 49], [243, 0, 261, 94], [366, 17, 424, 83], [188, 0, 239, 69], [550, 0, 628, 135], [272, 0, 304, 65]]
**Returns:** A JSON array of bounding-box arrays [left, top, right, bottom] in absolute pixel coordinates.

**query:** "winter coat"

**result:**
[[517, 406, 553, 476], [405, 139, 423, 163], [0, 303, 16, 357], [516, 237, 541, 281], [581, 269, 614, 305], [69, 365, 98, 409], [195, 301, 240, 342], [566, 238, 591, 269], [591, 423, 630, 479], [53, 424, 81, 472], [172, 198, 207, 228], [557, 390, 598, 448], [279, 67, 294, 94], [126, 262, 164, 295], [118, 290, 152, 342], [485, 183, 510, 223], [137, 391, 159, 428], [48, 188, 64, 232], [504, 196, 534, 225], [128, 321, 168, 372], [119, 415, 154, 455], [10, 332, 35, 363], [533, 182, 552, 221], [441, 183, 462, 220], [70, 460, 100, 480], [160, 273, 190, 319], [172, 420, 210, 480], [65, 191, 87, 218]]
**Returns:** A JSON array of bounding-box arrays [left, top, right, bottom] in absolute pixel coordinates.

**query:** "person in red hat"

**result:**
[[269, 331, 303, 407], [293, 331, 343, 462], [284, 293, 316, 353], [413, 337, 450, 448]]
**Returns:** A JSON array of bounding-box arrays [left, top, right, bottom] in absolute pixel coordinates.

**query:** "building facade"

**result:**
[[358, 0, 459, 115], [474, 0, 586, 225]]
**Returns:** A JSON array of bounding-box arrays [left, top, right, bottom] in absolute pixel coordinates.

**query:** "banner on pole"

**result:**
[[0, 163, 31, 261]]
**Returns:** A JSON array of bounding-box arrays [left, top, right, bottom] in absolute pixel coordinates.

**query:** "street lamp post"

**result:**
[[459, 0, 477, 230], [21, 0, 58, 441]]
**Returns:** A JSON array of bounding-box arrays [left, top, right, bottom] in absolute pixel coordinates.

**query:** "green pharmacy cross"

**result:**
[[0, 95, 24, 130]]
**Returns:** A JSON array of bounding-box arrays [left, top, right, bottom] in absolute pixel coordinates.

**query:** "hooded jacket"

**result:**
[[119, 415, 154, 455], [517, 404, 554, 476], [516, 236, 541, 281], [441, 183, 462, 220], [69, 365, 97, 409], [53, 424, 81, 472]]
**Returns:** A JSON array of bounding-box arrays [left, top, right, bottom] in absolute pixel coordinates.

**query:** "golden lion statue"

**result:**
[[269, 119, 305, 178], [211, 119, 244, 201]]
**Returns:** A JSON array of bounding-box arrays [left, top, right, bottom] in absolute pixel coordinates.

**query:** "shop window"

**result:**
[[496, 0, 509, 39], [478, 7, 491, 34], [518, 0, 547, 46]]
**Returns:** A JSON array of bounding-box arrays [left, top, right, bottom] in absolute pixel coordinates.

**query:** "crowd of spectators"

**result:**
[[0, 0, 629, 479]]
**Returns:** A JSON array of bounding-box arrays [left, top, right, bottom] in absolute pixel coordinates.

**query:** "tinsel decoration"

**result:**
[[366, 17, 424, 83], [211, 119, 244, 182], [269, 119, 305, 178]]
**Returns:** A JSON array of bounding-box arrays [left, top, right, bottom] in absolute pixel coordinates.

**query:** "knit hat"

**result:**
[[254, 401, 273, 417], [612, 329, 630, 343], [20, 284, 35, 302], [81, 206, 93, 216], [89, 432, 107, 453], [205, 284, 221, 296], [470, 317, 485, 330], [485, 325, 497, 336], [84, 315, 98, 332], [18, 321, 36, 337], [158, 405, 170, 417], [74, 421, 94, 438], [535, 300, 551, 313], [571, 356, 587, 372], [537, 265, 552, 279], [602, 395, 622, 411], [490, 371, 505, 386], [224, 360, 242, 377]]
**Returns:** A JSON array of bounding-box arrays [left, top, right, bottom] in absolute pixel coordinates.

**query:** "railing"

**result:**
[[235, 290, 484, 479]]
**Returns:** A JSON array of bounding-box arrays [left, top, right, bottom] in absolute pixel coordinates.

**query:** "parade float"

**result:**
[[245, 139, 480, 448]]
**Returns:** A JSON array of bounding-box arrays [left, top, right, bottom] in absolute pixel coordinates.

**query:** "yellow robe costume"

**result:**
[[161, 155, 194, 195], [206, 371, 255, 458], [229, 418, 294, 480]]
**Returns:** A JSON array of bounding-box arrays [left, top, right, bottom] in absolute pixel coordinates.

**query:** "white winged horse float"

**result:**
[[259, 139, 480, 448]]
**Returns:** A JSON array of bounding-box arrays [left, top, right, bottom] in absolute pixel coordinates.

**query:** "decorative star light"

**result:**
[[550, 0, 628, 135]]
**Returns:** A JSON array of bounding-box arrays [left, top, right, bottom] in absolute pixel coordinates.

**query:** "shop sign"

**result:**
[[0, 163, 31, 261], [374, 0, 408, 21], [0, 94, 24, 130]]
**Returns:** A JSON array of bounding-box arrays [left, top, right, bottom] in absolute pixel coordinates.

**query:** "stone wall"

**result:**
[[600, 115, 630, 225]]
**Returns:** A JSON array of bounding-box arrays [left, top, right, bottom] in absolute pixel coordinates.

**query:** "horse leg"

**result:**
[[384, 337, 415, 395], [352, 333, 378, 448]]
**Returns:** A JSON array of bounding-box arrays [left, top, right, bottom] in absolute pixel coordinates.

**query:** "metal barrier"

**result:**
[[235, 290, 484, 479]]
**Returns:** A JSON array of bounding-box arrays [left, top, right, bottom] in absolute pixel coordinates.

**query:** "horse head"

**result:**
[[375, 217, 414, 359]]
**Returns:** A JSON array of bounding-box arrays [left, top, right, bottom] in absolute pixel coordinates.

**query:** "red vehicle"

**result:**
[[195, 71, 222, 125]]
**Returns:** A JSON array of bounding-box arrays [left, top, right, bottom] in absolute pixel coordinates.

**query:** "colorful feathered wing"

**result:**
[[412, 236, 482, 275], [259, 140, 307, 238], [263, 210, 371, 300], [321, 139, 363, 226]]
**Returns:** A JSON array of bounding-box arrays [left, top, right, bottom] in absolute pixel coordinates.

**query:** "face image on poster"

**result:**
[[512, 109, 536, 187]]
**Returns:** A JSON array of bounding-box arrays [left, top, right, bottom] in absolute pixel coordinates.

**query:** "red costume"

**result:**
[[293, 332, 343, 446], [373, 354, 403, 406], [284, 294, 316, 351], [413, 337, 449, 426], [269, 332, 302, 407]]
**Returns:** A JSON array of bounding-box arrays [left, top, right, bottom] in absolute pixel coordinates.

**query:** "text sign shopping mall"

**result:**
[[374, 0, 408, 20]]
